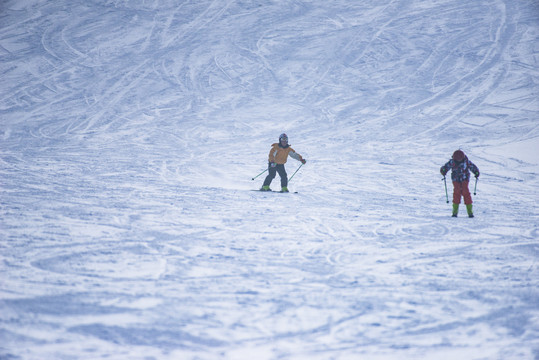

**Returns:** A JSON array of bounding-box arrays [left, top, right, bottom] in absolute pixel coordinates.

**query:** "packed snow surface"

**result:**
[[1, 0, 538, 359]]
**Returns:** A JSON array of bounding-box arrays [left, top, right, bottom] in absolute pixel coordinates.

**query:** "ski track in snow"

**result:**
[[1, 0, 538, 359]]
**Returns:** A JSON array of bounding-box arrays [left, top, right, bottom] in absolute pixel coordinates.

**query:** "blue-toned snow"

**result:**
[[1, 0, 538, 359]]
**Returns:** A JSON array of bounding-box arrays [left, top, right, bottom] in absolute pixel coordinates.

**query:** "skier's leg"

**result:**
[[452, 181, 463, 204], [460, 180, 474, 216], [452, 181, 463, 216], [277, 165, 288, 188], [462, 181, 472, 205], [262, 165, 277, 188]]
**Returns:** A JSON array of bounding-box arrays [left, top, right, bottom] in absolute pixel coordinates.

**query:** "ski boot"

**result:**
[[260, 185, 271, 191], [466, 204, 474, 218], [452, 203, 459, 217], [280, 187, 289, 193]]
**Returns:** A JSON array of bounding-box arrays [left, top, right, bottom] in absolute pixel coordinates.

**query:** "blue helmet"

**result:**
[[279, 133, 288, 142]]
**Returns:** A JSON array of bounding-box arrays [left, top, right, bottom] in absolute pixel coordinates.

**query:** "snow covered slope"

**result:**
[[1, 0, 538, 359]]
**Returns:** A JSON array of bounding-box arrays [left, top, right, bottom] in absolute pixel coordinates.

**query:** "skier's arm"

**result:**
[[440, 161, 451, 175], [268, 144, 277, 163], [469, 161, 480, 177], [289, 150, 306, 164]]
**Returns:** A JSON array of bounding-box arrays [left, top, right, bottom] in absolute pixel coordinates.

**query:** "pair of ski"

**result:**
[[251, 189, 298, 194]]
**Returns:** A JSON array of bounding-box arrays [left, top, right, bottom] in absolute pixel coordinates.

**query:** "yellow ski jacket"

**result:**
[[268, 143, 304, 164]]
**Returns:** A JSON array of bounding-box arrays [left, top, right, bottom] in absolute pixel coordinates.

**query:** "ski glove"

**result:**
[[301, 159, 306, 164], [474, 171, 479, 178], [270, 162, 277, 168], [440, 169, 447, 176]]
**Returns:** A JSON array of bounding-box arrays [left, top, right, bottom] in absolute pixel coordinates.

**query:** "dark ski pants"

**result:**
[[263, 163, 287, 188], [453, 180, 472, 205]]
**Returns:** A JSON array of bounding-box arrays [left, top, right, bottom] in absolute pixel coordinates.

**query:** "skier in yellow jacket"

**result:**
[[261, 133, 306, 192]]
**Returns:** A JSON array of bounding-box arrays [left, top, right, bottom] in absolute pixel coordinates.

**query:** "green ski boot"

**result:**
[[260, 185, 271, 191], [466, 204, 474, 218], [281, 187, 289, 193], [452, 203, 459, 217]]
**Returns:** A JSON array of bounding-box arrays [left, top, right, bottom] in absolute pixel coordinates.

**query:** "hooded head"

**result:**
[[452, 150, 465, 162]]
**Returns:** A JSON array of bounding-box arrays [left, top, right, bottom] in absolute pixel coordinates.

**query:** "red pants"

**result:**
[[453, 181, 472, 205]]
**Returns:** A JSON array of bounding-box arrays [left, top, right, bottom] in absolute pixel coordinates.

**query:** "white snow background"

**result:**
[[1, 0, 538, 359]]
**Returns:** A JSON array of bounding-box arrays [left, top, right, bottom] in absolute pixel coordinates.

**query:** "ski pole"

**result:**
[[473, 177, 478, 195], [442, 176, 449, 203], [251, 168, 268, 180], [288, 163, 303, 183]]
